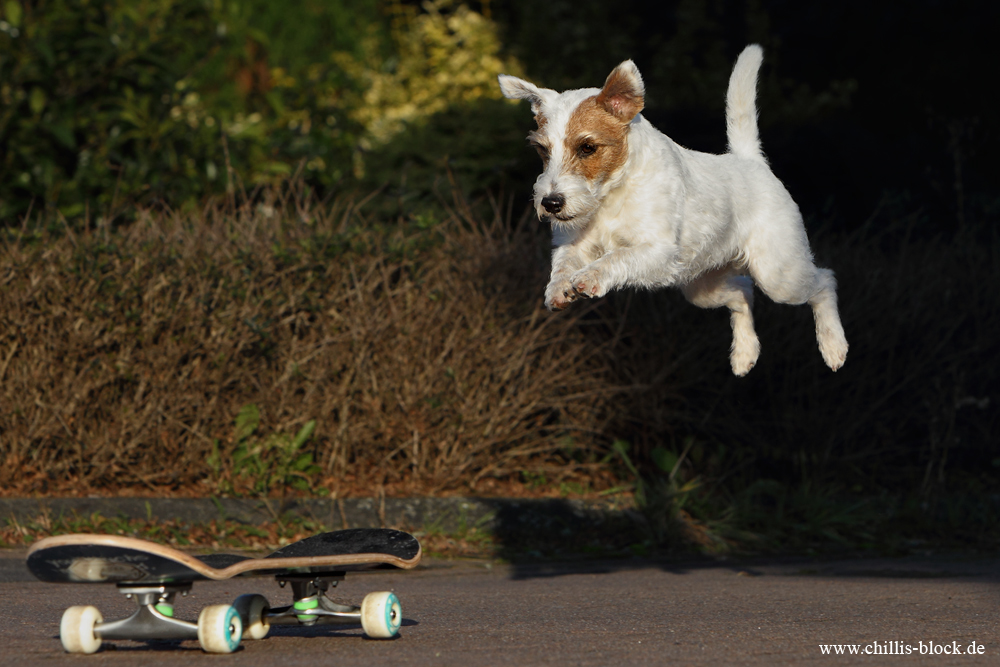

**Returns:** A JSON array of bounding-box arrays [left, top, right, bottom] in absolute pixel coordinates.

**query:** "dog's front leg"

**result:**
[[570, 244, 675, 298], [545, 244, 587, 311]]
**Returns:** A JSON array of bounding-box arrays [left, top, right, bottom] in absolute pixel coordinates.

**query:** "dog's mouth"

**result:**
[[541, 212, 576, 224]]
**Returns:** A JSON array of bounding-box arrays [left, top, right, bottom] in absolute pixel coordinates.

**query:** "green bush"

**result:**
[[0, 0, 378, 221], [0, 0, 524, 223]]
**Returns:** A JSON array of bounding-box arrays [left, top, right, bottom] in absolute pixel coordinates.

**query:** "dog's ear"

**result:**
[[498, 74, 546, 116], [597, 60, 645, 122]]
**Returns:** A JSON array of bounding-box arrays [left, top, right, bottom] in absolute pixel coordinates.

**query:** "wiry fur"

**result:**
[[498, 45, 848, 375]]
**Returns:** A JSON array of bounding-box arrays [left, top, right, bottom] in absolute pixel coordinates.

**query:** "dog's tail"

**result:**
[[725, 44, 766, 163]]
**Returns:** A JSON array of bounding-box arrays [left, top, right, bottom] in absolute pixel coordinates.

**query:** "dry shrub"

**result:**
[[3, 183, 995, 519], [0, 186, 623, 496]]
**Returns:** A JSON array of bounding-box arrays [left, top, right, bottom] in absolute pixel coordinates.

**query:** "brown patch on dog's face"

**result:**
[[562, 97, 630, 184]]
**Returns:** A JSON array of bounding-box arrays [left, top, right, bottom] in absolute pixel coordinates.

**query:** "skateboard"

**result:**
[[26, 528, 421, 654]]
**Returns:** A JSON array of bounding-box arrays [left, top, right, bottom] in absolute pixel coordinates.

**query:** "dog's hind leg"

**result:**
[[744, 228, 848, 371], [682, 266, 760, 376], [805, 268, 848, 371]]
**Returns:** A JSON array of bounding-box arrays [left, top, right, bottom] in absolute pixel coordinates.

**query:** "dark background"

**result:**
[[490, 0, 998, 233]]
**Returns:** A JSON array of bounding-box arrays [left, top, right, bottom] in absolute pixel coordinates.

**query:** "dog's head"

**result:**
[[498, 61, 645, 228]]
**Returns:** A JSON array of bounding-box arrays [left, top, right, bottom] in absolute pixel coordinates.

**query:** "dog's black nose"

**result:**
[[541, 194, 565, 214]]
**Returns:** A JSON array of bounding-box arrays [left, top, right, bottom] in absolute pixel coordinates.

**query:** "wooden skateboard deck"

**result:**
[[28, 528, 421, 584], [28, 528, 421, 583], [27, 528, 422, 653]]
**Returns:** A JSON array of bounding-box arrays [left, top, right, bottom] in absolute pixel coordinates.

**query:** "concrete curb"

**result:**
[[1, 497, 643, 536]]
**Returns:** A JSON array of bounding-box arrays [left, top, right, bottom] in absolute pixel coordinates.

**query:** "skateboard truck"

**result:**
[[234, 571, 402, 640], [269, 572, 359, 625], [99, 583, 198, 640]]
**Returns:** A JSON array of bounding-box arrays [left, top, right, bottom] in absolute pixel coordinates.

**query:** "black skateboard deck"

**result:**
[[28, 528, 421, 584], [27, 528, 421, 654]]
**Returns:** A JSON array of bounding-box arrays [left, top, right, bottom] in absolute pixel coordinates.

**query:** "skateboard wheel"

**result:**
[[197, 604, 242, 653], [233, 594, 270, 640], [60, 605, 103, 654], [360, 591, 402, 639]]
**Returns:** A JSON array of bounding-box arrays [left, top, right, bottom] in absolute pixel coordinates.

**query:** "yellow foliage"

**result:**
[[335, 0, 523, 153]]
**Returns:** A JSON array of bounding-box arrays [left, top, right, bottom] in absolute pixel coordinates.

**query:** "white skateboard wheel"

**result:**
[[197, 604, 242, 653], [360, 591, 402, 639], [233, 594, 270, 640], [60, 605, 103, 654]]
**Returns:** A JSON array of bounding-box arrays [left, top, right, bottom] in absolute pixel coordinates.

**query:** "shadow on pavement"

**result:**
[[474, 498, 1000, 584]]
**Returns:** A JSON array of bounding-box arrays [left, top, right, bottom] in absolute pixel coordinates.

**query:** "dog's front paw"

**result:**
[[570, 267, 605, 299], [544, 278, 578, 311]]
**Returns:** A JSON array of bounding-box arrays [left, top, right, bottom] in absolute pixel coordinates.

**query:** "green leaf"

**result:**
[[4, 0, 22, 28], [265, 90, 286, 115], [35, 40, 56, 67], [290, 452, 310, 470], [29, 88, 46, 115], [232, 443, 255, 474], [262, 161, 293, 175], [291, 420, 316, 449], [234, 404, 260, 442], [58, 203, 85, 218], [206, 439, 222, 474], [46, 122, 77, 150], [651, 446, 679, 475]]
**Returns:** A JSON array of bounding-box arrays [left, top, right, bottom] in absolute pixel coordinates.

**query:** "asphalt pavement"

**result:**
[[1, 549, 997, 665]]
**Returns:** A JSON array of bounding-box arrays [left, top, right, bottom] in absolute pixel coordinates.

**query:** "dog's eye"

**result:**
[[533, 144, 549, 161], [578, 142, 597, 157]]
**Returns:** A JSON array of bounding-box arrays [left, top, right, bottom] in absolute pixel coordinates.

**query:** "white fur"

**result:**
[[499, 45, 848, 375]]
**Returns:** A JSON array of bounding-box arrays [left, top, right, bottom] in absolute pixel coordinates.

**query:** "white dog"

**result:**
[[498, 45, 848, 375]]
